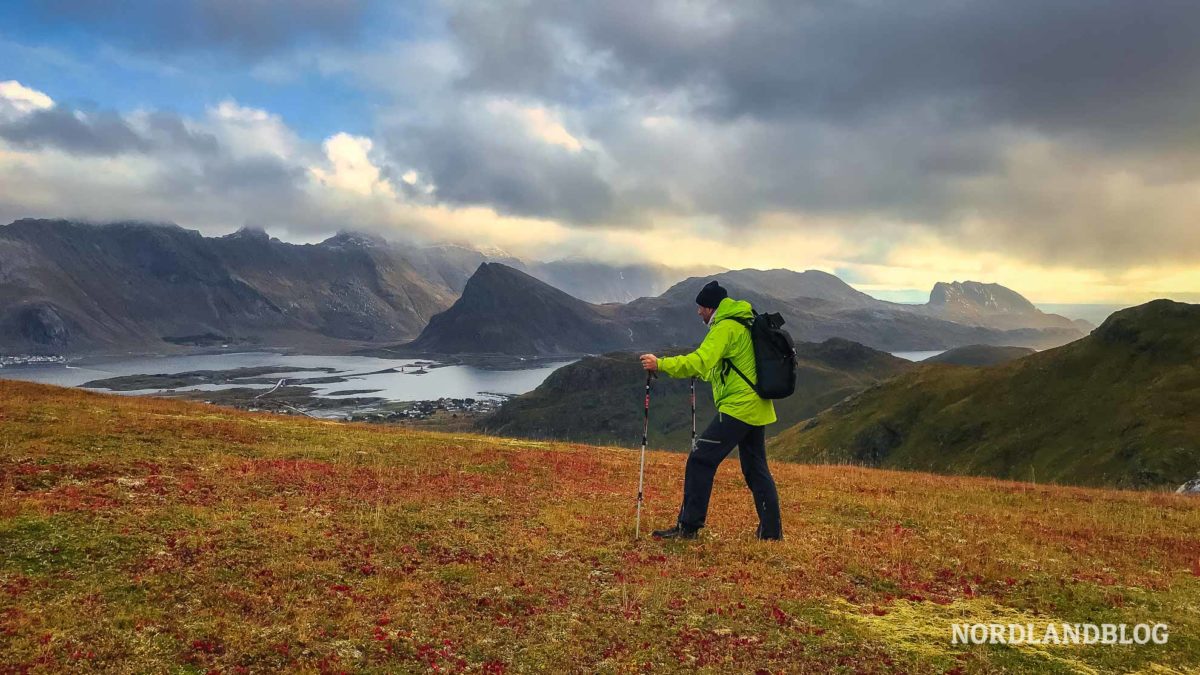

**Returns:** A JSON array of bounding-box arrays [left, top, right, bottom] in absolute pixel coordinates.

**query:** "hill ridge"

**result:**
[[770, 299, 1200, 489]]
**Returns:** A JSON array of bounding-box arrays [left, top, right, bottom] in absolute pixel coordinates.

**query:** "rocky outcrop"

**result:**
[[920, 280, 1082, 331]]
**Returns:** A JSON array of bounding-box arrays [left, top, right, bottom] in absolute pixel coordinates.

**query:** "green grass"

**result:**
[[771, 300, 1200, 489], [482, 342, 911, 451], [2, 378, 1199, 672]]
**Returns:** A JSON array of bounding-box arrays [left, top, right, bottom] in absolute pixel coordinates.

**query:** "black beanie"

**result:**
[[695, 280, 728, 309]]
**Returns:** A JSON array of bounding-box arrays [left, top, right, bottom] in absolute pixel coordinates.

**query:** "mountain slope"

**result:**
[[702, 268, 882, 307], [644, 270, 1085, 352], [1, 220, 1086, 356], [770, 300, 1200, 488], [405, 262, 631, 355], [479, 339, 914, 448], [407, 264, 1086, 356], [3, 379, 1199, 672], [924, 344, 1036, 366], [0, 219, 714, 355], [663, 271, 1083, 332], [0, 219, 478, 354]]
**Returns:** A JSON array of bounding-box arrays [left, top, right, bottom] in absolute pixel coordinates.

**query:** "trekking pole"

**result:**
[[690, 376, 696, 451], [635, 371, 655, 539]]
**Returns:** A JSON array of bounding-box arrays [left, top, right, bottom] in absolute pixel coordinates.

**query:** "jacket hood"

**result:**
[[711, 296, 754, 324]]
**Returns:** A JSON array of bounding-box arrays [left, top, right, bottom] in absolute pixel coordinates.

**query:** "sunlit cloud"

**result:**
[[3, 0, 1200, 305], [0, 80, 54, 118]]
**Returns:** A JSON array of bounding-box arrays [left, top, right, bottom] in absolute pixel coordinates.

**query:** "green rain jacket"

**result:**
[[656, 296, 777, 426]]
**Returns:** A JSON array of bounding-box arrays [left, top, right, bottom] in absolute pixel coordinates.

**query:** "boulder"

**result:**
[[1176, 477, 1200, 495]]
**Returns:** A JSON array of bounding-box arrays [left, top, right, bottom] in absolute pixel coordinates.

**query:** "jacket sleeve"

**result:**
[[657, 323, 732, 381]]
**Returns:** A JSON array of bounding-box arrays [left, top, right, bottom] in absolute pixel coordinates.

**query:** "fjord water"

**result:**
[[890, 350, 945, 361], [0, 352, 574, 402]]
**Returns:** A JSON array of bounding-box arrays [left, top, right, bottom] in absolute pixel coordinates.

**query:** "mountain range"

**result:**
[[403, 262, 1088, 356], [0, 219, 711, 355], [0, 218, 1089, 357], [0, 220, 462, 354], [769, 300, 1200, 489]]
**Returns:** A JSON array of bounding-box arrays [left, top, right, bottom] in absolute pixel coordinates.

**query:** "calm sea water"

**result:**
[[0, 352, 574, 403], [890, 350, 945, 361]]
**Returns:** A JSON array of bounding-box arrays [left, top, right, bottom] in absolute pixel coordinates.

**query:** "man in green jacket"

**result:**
[[639, 280, 783, 541]]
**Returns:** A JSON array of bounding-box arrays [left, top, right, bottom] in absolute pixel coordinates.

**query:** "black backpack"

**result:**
[[719, 311, 797, 399]]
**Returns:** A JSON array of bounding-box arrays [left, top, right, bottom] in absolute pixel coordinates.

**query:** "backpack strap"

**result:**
[[715, 314, 756, 390], [723, 357, 756, 391]]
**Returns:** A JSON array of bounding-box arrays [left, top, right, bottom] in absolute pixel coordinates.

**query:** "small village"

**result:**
[[0, 354, 67, 367], [346, 396, 506, 424]]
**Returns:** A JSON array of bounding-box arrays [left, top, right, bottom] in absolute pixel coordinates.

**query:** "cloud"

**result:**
[[0, 81, 54, 119], [0, 83, 313, 231], [381, 97, 623, 224], [485, 101, 583, 153], [30, 0, 380, 59], [0, 107, 152, 156], [0, 83, 221, 157], [448, 0, 1200, 140], [429, 0, 1200, 270], [207, 101, 301, 160], [5, 0, 1200, 302], [311, 133, 395, 198]]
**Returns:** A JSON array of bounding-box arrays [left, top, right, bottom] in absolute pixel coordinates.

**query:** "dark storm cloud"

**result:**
[[163, 155, 313, 230], [385, 110, 622, 224], [434, 0, 1200, 267], [0, 107, 149, 155], [34, 0, 378, 59], [449, 0, 1200, 141], [142, 112, 220, 155], [200, 157, 306, 194], [446, 3, 571, 98], [0, 107, 219, 156]]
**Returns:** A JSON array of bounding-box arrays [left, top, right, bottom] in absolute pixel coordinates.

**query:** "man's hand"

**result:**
[[640, 354, 659, 371]]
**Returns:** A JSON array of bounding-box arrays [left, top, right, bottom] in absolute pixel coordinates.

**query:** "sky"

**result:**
[[2, 1, 1199, 305]]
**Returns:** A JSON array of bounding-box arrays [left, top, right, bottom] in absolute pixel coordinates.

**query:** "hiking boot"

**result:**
[[756, 524, 783, 541], [652, 524, 699, 540]]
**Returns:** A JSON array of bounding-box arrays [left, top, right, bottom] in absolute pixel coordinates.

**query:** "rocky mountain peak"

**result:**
[[929, 281, 1037, 313], [224, 226, 271, 243], [320, 231, 388, 249]]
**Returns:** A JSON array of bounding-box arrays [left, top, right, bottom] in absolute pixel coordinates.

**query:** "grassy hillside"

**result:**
[[479, 340, 913, 450], [770, 300, 1200, 489], [924, 345, 1036, 367], [2, 380, 1200, 672]]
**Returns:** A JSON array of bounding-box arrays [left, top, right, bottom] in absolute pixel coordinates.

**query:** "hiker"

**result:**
[[639, 280, 783, 541]]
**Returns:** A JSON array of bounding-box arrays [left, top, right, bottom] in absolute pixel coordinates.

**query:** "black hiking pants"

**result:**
[[676, 412, 783, 539]]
